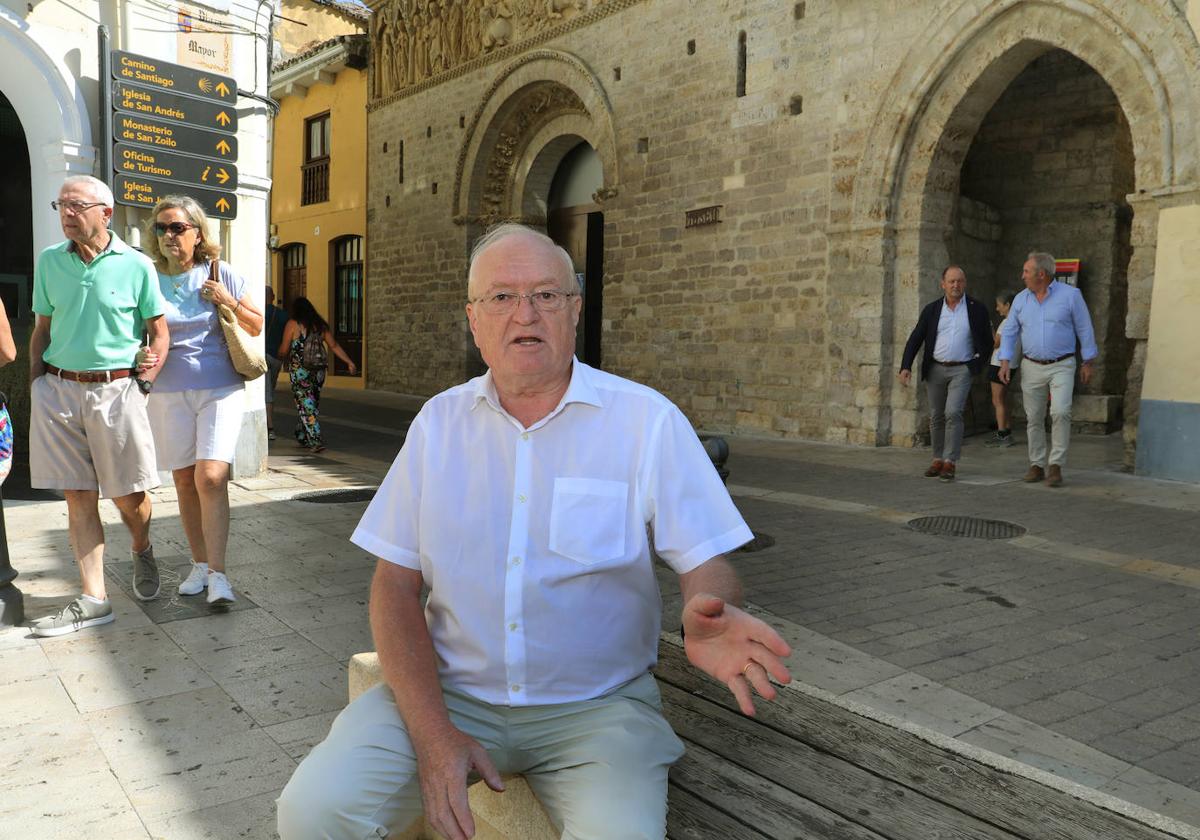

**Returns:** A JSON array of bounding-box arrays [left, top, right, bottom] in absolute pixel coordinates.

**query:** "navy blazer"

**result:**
[[900, 295, 993, 379]]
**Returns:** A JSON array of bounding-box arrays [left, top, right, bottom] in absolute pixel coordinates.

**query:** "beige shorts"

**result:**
[[147, 384, 244, 470], [30, 374, 160, 499]]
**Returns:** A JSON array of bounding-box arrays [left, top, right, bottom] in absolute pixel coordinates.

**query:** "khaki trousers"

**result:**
[[1020, 357, 1076, 467], [277, 672, 684, 840]]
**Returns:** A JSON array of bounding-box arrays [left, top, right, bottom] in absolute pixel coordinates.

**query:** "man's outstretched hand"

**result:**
[[682, 593, 792, 716]]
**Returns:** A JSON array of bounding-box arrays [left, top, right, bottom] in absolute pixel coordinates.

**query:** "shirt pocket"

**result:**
[[549, 477, 628, 566]]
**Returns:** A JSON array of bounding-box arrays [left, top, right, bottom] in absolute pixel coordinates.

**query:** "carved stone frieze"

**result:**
[[370, 0, 637, 104]]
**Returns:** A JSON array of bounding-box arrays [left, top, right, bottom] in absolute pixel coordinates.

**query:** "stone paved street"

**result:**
[[2, 386, 1200, 837]]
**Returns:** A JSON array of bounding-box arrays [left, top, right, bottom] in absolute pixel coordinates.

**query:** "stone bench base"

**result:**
[[348, 653, 559, 840]]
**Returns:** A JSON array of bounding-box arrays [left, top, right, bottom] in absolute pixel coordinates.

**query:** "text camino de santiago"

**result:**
[[118, 55, 175, 89]]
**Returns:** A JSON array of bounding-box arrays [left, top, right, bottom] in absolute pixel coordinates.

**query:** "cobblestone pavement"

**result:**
[[3, 386, 1200, 837]]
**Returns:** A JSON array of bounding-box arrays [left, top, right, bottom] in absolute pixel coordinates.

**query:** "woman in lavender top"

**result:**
[[140, 196, 263, 607]]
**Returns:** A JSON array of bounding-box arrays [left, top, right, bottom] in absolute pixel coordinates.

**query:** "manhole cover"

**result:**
[[907, 516, 1026, 540], [293, 487, 377, 504], [738, 532, 776, 552]]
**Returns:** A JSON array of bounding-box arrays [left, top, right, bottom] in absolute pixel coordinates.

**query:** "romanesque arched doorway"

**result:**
[[847, 1, 1200, 467], [953, 50, 1135, 437], [455, 51, 619, 374]]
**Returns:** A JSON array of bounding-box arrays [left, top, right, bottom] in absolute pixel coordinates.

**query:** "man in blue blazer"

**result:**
[[898, 265, 994, 481]]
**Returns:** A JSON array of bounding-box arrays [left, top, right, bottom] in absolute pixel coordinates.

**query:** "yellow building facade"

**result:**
[[270, 32, 369, 387]]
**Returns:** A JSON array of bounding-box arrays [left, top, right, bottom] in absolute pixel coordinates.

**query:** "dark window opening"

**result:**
[[736, 32, 747, 98], [332, 236, 364, 377]]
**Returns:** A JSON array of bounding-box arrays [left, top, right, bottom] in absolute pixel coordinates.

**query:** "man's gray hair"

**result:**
[[1028, 252, 1056, 279], [62, 175, 114, 208], [467, 223, 579, 299]]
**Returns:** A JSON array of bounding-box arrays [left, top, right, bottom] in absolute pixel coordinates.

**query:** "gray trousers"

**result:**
[[925, 363, 972, 463]]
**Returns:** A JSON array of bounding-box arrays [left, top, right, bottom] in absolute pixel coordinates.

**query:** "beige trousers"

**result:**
[[1020, 356, 1076, 467], [277, 672, 684, 840]]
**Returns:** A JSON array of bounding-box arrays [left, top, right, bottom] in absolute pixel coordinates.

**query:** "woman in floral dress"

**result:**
[[277, 296, 356, 452]]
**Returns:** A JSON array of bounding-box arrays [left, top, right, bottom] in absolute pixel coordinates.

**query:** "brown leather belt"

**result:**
[[934, 360, 969, 367], [1022, 353, 1073, 365], [45, 364, 133, 383]]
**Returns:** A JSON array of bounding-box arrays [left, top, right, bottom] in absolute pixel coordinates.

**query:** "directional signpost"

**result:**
[[110, 50, 238, 220]]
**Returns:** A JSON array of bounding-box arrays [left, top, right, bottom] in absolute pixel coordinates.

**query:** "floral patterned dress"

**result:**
[[0, 399, 11, 486], [287, 331, 327, 451]]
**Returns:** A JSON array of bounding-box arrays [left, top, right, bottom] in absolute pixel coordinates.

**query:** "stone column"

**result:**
[[1134, 192, 1200, 482]]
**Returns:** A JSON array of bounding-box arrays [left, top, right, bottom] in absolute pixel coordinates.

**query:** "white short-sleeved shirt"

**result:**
[[351, 360, 753, 706]]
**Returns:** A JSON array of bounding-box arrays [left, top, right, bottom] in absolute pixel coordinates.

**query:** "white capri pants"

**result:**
[[277, 672, 684, 840], [146, 384, 245, 470]]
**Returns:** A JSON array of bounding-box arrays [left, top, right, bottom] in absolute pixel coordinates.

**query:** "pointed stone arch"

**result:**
[[453, 49, 619, 230], [833, 0, 1200, 450]]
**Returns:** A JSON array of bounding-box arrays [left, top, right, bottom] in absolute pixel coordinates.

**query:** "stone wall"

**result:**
[[365, 0, 1200, 453]]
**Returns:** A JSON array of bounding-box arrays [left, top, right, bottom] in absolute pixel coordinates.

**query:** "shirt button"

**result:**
[[521, 433, 529, 441], [517, 494, 527, 503], [511, 557, 521, 566], [508, 622, 518, 631], [511, 684, 521, 692]]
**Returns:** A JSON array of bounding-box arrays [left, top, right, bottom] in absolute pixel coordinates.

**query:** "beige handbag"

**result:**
[[211, 260, 268, 380]]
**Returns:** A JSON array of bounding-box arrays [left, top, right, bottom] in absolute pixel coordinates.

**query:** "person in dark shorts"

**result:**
[[985, 293, 1020, 448]]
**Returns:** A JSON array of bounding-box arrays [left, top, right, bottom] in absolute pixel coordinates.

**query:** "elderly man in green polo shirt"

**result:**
[[28, 175, 170, 636]]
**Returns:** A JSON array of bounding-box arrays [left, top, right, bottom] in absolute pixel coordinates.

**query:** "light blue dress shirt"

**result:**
[[999, 281, 1097, 363]]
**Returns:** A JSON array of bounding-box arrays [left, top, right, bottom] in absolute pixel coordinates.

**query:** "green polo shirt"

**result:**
[[32, 231, 164, 371]]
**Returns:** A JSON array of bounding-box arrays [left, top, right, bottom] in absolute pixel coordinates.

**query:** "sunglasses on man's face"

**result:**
[[154, 221, 196, 237]]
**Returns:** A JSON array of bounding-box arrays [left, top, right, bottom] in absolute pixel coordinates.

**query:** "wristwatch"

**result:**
[[135, 378, 153, 395]]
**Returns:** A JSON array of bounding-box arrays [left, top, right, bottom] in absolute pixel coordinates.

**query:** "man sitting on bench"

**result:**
[[277, 224, 792, 840]]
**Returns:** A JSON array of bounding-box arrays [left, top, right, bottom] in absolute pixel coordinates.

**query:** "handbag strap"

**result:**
[[209, 258, 219, 287]]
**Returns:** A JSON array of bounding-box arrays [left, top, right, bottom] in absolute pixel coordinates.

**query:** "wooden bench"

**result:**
[[350, 643, 1194, 840]]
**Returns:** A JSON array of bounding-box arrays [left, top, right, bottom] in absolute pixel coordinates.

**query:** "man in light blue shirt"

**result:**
[[998, 252, 1098, 487]]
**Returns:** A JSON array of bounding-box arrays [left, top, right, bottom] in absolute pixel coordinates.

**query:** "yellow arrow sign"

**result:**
[[215, 139, 231, 155], [216, 168, 230, 185], [215, 111, 231, 127], [216, 81, 231, 97], [215, 197, 230, 213]]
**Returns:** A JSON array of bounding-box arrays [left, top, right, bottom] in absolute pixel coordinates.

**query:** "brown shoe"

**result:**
[[1023, 465, 1045, 483], [924, 459, 944, 478], [1047, 464, 1063, 487], [939, 462, 956, 482]]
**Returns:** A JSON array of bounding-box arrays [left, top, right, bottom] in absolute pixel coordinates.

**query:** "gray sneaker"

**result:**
[[984, 432, 1015, 448], [30, 597, 114, 637], [132, 545, 161, 601]]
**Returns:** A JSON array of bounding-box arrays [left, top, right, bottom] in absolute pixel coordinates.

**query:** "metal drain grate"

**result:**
[[907, 516, 1026, 540], [738, 532, 776, 552], [293, 487, 377, 504]]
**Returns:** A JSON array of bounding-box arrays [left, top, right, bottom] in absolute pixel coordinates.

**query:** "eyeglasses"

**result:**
[[51, 200, 107, 214], [471, 289, 579, 314], [153, 222, 196, 237]]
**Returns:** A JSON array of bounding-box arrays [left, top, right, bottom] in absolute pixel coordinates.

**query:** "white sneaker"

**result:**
[[178, 562, 209, 596], [207, 571, 236, 606]]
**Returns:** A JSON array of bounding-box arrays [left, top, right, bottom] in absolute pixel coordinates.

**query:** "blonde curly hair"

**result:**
[[142, 195, 222, 272]]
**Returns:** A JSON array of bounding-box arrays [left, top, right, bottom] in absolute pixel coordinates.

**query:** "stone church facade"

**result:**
[[364, 0, 1200, 480]]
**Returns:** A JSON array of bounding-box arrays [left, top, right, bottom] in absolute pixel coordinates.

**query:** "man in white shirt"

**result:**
[[278, 224, 792, 840]]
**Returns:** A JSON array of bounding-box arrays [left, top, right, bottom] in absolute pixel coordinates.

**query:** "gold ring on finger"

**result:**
[[742, 661, 755, 678]]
